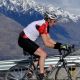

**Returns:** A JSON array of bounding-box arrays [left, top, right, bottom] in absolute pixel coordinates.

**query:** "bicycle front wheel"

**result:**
[[69, 62, 80, 80], [55, 65, 72, 80], [55, 62, 80, 80]]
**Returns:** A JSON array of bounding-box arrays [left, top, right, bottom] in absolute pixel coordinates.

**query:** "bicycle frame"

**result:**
[[21, 55, 40, 79], [5, 45, 80, 80]]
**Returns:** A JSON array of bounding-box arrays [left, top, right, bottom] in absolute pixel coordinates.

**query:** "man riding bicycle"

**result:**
[[18, 12, 68, 80]]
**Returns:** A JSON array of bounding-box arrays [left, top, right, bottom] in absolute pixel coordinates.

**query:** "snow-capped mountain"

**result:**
[[1, 0, 80, 45], [0, 0, 80, 59], [0, 0, 80, 23]]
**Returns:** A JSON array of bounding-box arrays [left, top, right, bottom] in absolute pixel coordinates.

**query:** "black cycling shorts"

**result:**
[[18, 36, 39, 55]]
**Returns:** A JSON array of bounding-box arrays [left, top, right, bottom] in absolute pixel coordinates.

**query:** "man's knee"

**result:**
[[34, 48, 47, 58]]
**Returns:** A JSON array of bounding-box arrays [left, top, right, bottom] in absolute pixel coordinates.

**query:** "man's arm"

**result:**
[[41, 33, 56, 48], [41, 33, 71, 51]]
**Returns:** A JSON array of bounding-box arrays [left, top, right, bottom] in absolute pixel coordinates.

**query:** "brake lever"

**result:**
[[58, 44, 75, 58]]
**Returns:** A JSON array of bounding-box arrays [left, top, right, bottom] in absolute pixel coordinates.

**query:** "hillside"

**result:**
[[0, 0, 80, 60], [0, 14, 24, 60]]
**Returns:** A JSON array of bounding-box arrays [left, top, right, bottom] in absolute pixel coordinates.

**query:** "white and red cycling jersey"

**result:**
[[23, 19, 49, 41]]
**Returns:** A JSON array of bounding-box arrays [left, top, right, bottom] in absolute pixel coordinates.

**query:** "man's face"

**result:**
[[48, 19, 57, 27]]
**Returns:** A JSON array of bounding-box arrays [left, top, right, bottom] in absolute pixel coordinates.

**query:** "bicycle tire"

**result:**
[[47, 66, 58, 80], [69, 62, 80, 80], [54, 62, 80, 80], [55, 65, 72, 80], [5, 64, 30, 80], [5, 64, 40, 80]]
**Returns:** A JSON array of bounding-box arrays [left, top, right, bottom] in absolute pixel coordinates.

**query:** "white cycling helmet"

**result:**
[[44, 12, 57, 20]]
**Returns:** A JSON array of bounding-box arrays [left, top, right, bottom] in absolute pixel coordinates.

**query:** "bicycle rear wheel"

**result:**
[[5, 64, 39, 80], [5, 64, 30, 80]]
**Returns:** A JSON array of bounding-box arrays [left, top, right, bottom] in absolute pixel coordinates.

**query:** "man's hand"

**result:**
[[60, 44, 69, 50], [60, 44, 75, 52], [58, 44, 75, 57]]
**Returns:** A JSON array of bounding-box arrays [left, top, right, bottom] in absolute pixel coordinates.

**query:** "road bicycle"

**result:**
[[48, 45, 80, 80], [5, 45, 80, 80]]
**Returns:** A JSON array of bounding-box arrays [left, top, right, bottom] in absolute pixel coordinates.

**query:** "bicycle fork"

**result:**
[[62, 60, 73, 80]]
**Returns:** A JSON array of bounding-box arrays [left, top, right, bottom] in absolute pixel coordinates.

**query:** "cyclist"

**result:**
[[18, 13, 68, 80]]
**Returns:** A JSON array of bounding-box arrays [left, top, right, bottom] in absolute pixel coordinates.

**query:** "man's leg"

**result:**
[[34, 47, 47, 74]]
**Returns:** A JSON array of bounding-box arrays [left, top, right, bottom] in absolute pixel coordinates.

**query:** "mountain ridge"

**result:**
[[0, 0, 80, 23]]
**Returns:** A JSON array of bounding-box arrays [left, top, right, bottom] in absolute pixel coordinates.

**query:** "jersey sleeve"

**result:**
[[36, 23, 49, 34]]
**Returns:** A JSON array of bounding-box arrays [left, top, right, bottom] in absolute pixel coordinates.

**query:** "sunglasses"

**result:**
[[54, 20, 57, 23]]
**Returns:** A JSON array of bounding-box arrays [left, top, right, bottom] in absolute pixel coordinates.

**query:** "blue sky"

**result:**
[[36, 0, 80, 15]]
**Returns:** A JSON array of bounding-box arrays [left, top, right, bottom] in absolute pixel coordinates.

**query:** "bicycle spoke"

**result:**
[[54, 62, 80, 80], [7, 73, 17, 80], [5, 65, 28, 80], [55, 66, 71, 80]]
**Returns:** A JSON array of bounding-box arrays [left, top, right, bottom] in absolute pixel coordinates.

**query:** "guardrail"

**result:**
[[0, 55, 80, 71]]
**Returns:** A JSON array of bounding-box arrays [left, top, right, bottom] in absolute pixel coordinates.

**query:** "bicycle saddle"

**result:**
[[23, 49, 40, 60]]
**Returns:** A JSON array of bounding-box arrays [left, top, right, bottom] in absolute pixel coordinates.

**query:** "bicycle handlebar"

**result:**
[[58, 44, 75, 58]]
